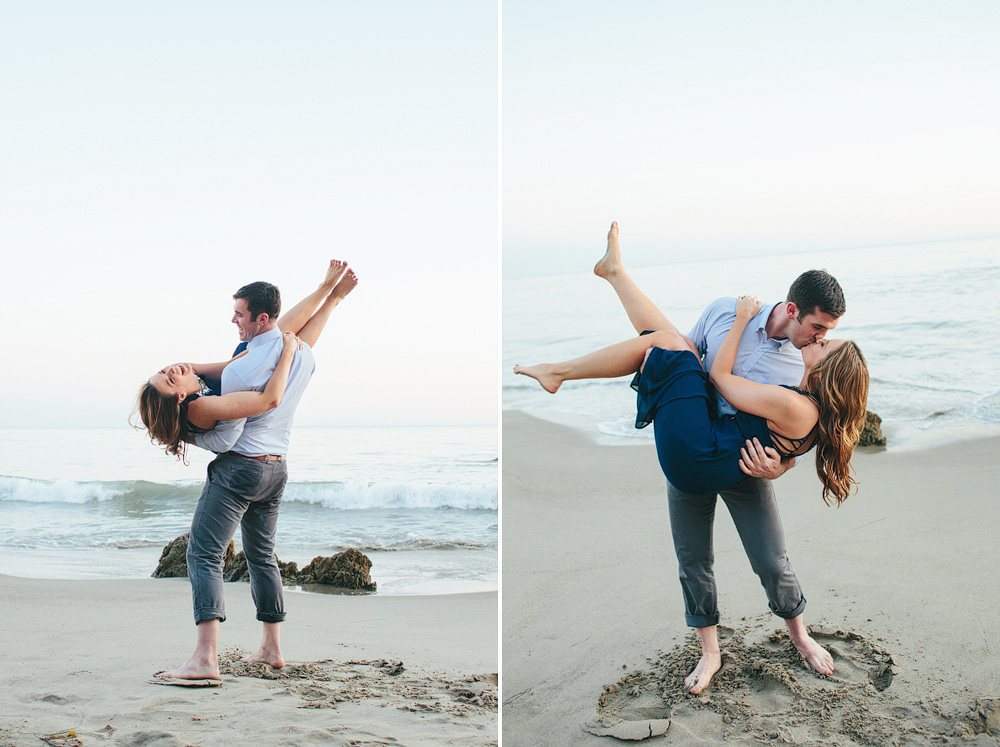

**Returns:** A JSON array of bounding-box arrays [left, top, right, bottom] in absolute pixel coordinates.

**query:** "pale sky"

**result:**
[[503, 1, 1000, 278], [1, 2, 498, 427]]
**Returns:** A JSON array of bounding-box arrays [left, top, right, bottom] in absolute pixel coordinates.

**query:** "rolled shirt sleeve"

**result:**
[[192, 363, 249, 454]]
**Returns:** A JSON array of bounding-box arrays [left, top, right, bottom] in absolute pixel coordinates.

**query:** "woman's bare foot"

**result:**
[[240, 647, 285, 669], [155, 655, 220, 682], [594, 221, 623, 279], [513, 363, 563, 393], [328, 268, 358, 301], [790, 634, 834, 675], [684, 651, 722, 695], [320, 260, 349, 293]]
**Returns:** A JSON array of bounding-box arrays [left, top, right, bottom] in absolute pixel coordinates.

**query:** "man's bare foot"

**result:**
[[328, 268, 358, 301], [513, 363, 563, 393], [684, 651, 722, 695], [790, 634, 834, 675], [320, 260, 349, 293], [240, 647, 285, 669], [155, 655, 220, 682], [594, 221, 623, 279]]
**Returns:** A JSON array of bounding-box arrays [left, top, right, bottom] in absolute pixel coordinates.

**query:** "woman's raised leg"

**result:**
[[277, 260, 349, 335], [595, 222, 683, 336], [514, 329, 693, 394], [296, 269, 359, 348]]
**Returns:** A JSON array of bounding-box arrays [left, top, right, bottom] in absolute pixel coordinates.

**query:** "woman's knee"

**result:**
[[646, 329, 698, 356], [645, 330, 681, 348]]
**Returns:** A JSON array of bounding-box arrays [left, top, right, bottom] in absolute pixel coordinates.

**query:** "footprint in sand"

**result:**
[[807, 628, 895, 691], [592, 624, 904, 743]]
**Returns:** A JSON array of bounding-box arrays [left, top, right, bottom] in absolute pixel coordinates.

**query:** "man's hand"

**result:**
[[739, 437, 793, 480]]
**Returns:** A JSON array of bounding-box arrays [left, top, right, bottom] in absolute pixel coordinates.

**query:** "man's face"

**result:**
[[232, 298, 263, 342], [787, 304, 839, 350]]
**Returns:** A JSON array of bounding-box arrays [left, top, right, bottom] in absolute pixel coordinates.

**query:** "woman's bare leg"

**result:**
[[514, 329, 694, 394], [297, 269, 359, 349], [685, 625, 723, 695], [595, 222, 682, 336], [277, 260, 349, 335], [785, 615, 835, 675]]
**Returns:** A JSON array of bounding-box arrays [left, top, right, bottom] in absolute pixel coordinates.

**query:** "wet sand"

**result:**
[[502, 411, 1000, 746], [0, 576, 496, 746]]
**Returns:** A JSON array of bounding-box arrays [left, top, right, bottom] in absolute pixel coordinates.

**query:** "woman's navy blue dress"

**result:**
[[633, 347, 813, 495]]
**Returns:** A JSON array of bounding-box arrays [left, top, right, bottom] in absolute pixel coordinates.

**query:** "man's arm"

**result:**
[[194, 416, 246, 454], [192, 351, 249, 381], [191, 365, 250, 454], [739, 437, 796, 480], [687, 297, 732, 360]]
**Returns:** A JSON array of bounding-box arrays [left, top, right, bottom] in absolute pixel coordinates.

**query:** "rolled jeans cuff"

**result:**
[[194, 607, 226, 625], [685, 611, 721, 628], [256, 611, 286, 623], [770, 595, 807, 620]]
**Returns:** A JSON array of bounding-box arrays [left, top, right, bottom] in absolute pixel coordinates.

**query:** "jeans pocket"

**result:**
[[214, 458, 265, 497]]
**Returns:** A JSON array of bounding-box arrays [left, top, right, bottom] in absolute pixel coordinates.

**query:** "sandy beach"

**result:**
[[0, 577, 496, 746], [502, 411, 1000, 746]]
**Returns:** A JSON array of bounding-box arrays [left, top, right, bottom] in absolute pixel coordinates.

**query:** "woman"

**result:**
[[515, 223, 869, 694], [135, 260, 358, 459], [515, 294, 869, 504]]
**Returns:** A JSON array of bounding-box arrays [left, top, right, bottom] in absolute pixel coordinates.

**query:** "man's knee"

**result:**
[[186, 532, 226, 571], [749, 553, 792, 583], [243, 545, 278, 569]]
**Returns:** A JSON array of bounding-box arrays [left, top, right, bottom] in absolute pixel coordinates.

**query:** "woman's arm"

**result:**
[[186, 333, 299, 429], [277, 260, 347, 334], [708, 296, 802, 423]]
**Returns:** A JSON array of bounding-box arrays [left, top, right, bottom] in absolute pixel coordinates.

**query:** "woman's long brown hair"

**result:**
[[132, 382, 188, 460], [806, 341, 870, 506]]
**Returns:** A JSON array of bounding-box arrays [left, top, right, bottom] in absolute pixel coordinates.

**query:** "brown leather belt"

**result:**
[[225, 451, 286, 462]]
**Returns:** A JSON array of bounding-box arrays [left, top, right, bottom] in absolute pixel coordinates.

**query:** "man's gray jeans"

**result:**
[[187, 452, 288, 625], [667, 476, 806, 628]]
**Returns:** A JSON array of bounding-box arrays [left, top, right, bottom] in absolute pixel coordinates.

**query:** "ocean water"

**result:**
[[0, 425, 497, 594], [503, 237, 1000, 447]]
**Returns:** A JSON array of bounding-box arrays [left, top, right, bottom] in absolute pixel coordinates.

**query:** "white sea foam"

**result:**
[[0, 424, 497, 591], [283, 482, 498, 511], [0, 475, 126, 504], [972, 391, 1000, 423]]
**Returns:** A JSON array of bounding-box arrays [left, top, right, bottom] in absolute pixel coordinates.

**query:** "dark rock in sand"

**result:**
[[858, 410, 887, 448], [223, 551, 299, 584], [297, 549, 377, 591], [152, 534, 190, 578], [151, 533, 237, 579], [154, 536, 375, 591]]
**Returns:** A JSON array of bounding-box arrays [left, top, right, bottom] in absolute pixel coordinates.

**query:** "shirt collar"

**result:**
[[757, 302, 795, 348], [754, 303, 776, 335], [247, 326, 282, 350]]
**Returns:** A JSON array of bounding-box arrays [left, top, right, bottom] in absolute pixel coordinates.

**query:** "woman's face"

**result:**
[[802, 338, 846, 371], [149, 363, 199, 401]]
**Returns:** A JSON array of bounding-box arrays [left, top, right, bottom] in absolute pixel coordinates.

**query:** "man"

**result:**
[[157, 280, 316, 684], [674, 269, 845, 692], [594, 222, 846, 695]]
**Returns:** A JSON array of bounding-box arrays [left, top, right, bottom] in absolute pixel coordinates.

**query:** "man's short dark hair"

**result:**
[[234, 281, 281, 322], [787, 270, 845, 319]]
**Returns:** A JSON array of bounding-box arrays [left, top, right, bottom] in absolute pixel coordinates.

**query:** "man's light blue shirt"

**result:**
[[688, 297, 804, 416], [194, 327, 315, 456]]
